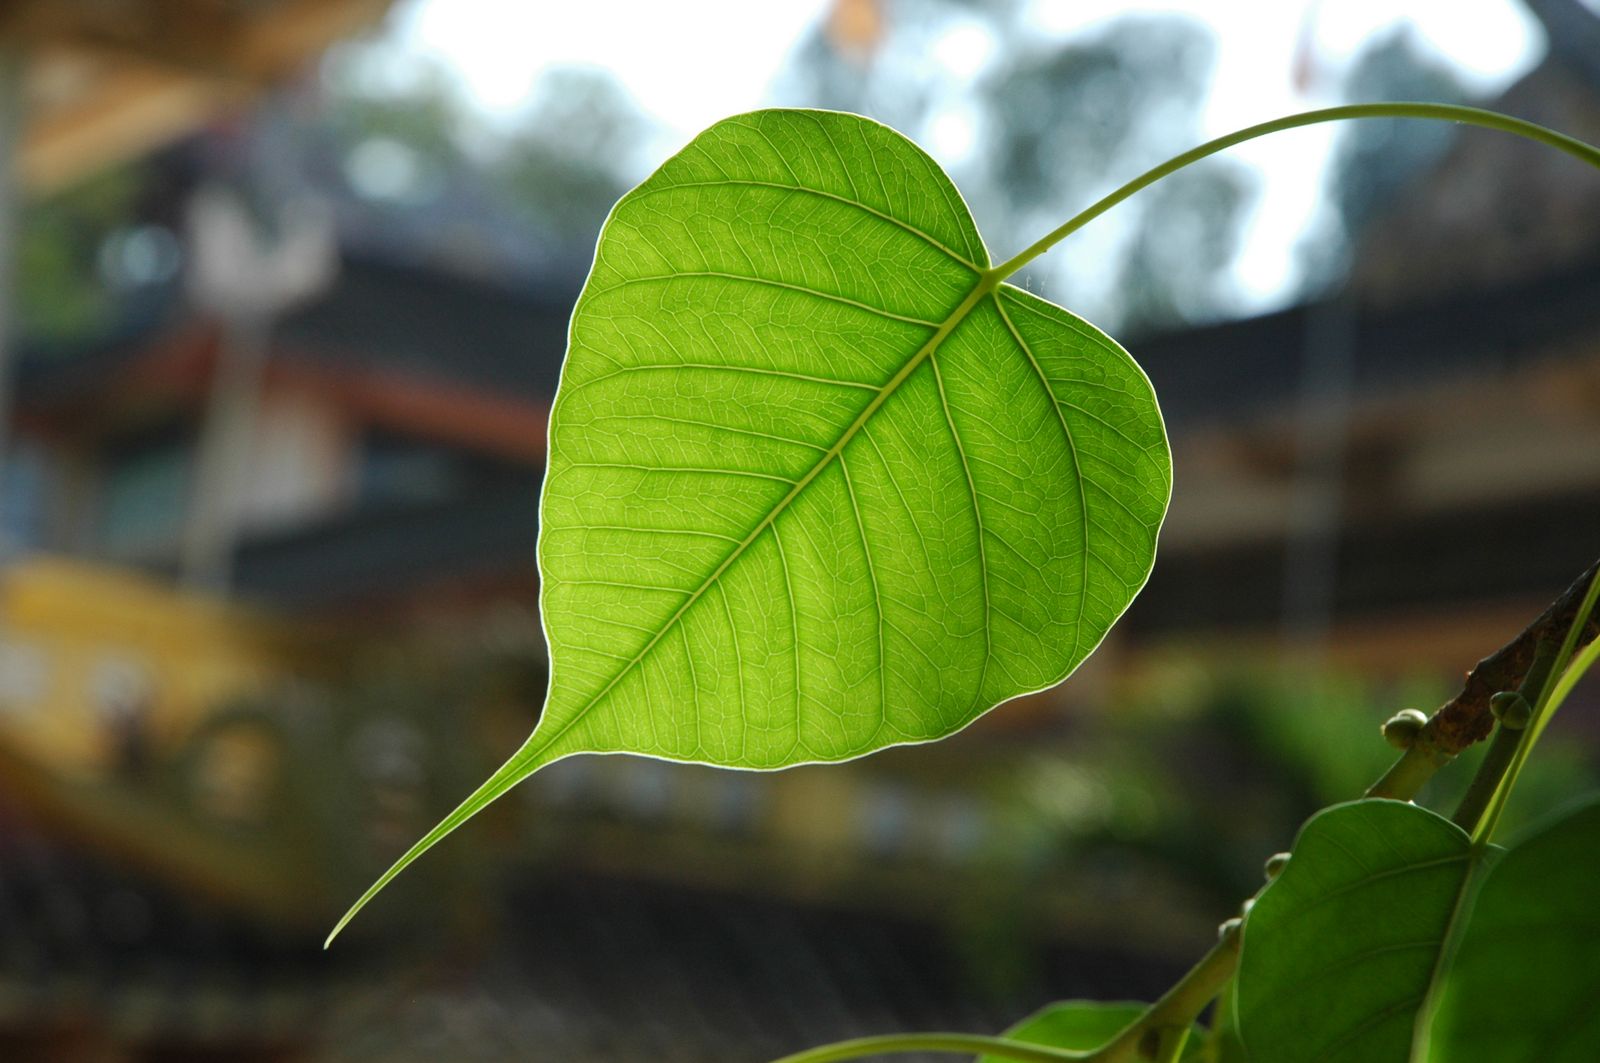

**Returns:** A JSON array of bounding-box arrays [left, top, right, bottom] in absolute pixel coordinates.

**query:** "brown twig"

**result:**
[[1369, 557, 1600, 802], [1427, 557, 1600, 754], [1133, 556, 1600, 1049]]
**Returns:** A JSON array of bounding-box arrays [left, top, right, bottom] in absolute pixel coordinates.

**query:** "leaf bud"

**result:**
[[1381, 709, 1429, 749], [1218, 916, 1242, 940], [1263, 852, 1290, 880], [1489, 691, 1532, 730]]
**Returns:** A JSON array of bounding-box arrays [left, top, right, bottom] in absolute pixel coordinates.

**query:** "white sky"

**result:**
[[391, 0, 1544, 310]]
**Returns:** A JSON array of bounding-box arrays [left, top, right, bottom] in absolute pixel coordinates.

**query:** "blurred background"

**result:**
[[0, 0, 1597, 1059]]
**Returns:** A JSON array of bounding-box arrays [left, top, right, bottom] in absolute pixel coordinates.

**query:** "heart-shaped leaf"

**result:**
[[331, 109, 1171, 939], [1428, 797, 1600, 1062], [1235, 799, 1487, 1063]]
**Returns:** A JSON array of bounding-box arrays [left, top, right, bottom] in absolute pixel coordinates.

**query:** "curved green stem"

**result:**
[[1094, 925, 1241, 1063], [769, 1032, 1087, 1063], [1473, 567, 1600, 844], [1451, 716, 1528, 833], [1452, 639, 1557, 834], [1196, 975, 1242, 1063], [1365, 735, 1452, 801], [1540, 636, 1600, 740], [992, 102, 1600, 282], [1149, 1025, 1190, 1063]]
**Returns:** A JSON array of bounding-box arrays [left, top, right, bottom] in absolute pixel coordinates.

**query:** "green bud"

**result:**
[[1490, 691, 1532, 730], [1263, 852, 1290, 880], [1382, 708, 1428, 749]]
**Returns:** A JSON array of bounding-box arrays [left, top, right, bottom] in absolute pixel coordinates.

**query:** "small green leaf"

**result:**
[[331, 109, 1171, 939], [980, 1002, 1200, 1061], [1235, 799, 1486, 1063], [1428, 797, 1600, 1062]]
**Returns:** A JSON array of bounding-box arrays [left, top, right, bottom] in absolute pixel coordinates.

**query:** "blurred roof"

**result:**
[[232, 476, 540, 610], [1139, 250, 1600, 432], [11, 251, 562, 612], [0, 0, 392, 192], [16, 251, 574, 435], [277, 252, 579, 403]]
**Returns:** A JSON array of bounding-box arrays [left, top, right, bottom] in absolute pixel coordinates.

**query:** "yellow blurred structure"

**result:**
[[0, 556, 300, 773], [0, 0, 402, 938], [0, 557, 338, 928]]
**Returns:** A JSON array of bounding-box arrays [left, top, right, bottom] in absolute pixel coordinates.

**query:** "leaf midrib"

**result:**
[[533, 270, 1004, 761], [1409, 843, 1496, 1062]]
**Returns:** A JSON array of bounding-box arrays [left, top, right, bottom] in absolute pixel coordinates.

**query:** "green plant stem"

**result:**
[[763, 568, 1594, 1063], [991, 103, 1600, 282], [1539, 636, 1600, 742], [1086, 564, 1599, 1063], [1196, 976, 1240, 1063], [1451, 639, 1558, 833], [1365, 738, 1453, 801], [1473, 567, 1600, 845], [1149, 1026, 1189, 1063], [768, 1032, 1088, 1063], [768, 930, 1241, 1063], [1095, 926, 1241, 1063], [1366, 556, 1599, 800], [1450, 722, 1526, 832]]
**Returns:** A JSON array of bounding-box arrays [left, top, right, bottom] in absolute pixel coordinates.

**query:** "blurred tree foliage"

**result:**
[[491, 69, 653, 250], [15, 166, 148, 345], [317, 48, 651, 269], [1300, 26, 1471, 291], [991, 662, 1598, 922], [13, 47, 659, 348]]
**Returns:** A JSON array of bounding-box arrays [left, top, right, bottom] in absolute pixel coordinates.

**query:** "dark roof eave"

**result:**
[[1130, 253, 1600, 429]]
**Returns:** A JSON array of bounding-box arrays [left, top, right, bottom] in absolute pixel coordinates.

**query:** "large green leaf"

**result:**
[[332, 109, 1170, 938], [1428, 797, 1600, 1062], [979, 1001, 1201, 1060], [1235, 799, 1487, 1063]]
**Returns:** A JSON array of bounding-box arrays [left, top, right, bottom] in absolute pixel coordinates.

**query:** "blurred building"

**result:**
[[12, 246, 560, 617], [0, 1, 1599, 1060], [1126, 0, 1600, 675]]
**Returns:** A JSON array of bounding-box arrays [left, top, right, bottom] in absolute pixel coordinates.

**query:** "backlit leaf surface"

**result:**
[[333, 109, 1171, 937]]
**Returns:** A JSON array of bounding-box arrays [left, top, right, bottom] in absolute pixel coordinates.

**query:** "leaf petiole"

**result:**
[[768, 930, 1243, 1063], [1539, 635, 1600, 739], [768, 1031, 1089, 1062], [1471, 566, 1600, 844], [992, 102, 1600, 282], [1092, 924, 1240, 1063], [1450, 640, 1557, 834]]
